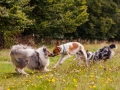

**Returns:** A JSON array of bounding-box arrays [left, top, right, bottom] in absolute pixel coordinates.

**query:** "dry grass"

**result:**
[[0, 43, 120, 90]]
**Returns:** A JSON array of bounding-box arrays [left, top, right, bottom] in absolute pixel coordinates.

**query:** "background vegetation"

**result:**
[[0, 0, 120, 48], [0, 1, 120, 90]]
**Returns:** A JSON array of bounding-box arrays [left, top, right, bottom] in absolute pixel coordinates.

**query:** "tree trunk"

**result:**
[[0, 32, 4, 49]]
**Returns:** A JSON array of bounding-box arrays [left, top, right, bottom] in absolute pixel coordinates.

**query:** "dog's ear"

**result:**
[[56, 41, 60, 47], [43, 47, 47, 53]]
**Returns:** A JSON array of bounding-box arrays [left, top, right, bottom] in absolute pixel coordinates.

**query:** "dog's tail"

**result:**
[[10, 44, 35, 57], [109, 44, 117, 49]]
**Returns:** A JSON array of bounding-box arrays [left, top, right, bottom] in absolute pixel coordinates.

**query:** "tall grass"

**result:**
[[0, 43, 120, 90]]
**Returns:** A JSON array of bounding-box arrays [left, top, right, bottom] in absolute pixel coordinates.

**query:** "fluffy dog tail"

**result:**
[[10, 44, 35, 57], [109, 44, 117, 49]]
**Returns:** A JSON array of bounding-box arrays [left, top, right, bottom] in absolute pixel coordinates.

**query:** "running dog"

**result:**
[[10, 44, 52, 74], [86, 44, 117, 64], [51, 41, 88, 68]]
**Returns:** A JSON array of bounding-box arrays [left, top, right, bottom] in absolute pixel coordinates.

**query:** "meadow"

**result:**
[[0, 43, 120, 90]]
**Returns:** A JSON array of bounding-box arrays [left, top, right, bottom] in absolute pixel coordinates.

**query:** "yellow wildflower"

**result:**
[[51, 78, 55, 83], [73, 79, 77, 82], [89, 85, 92, 88], [93, 85, 96, 88], [40, 76, 43, 79]]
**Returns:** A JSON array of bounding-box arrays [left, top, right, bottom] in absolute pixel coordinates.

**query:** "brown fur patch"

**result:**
[[69, 42, 80, 54], [53, 47, 61, 55]]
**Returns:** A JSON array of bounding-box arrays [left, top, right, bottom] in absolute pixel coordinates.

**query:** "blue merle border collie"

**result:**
[[10, 44, 52, 75], [86, 44, 117, 64]]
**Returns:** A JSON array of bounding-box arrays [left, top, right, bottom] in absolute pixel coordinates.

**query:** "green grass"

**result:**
[[0, 44, 120, 90]]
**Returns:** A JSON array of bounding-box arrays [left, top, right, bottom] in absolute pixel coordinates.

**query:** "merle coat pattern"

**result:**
[[87, 44, 117, 63], [10, 44, 52, 74]]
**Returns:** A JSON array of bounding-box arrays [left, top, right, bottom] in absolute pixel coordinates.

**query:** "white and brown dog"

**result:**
[[51, 41, 88, 68], [86, 44, 117, 64], [10, 44, 52, 74]]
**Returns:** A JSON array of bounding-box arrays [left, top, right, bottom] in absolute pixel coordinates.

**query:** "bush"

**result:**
[[4, 30, 22, 48]]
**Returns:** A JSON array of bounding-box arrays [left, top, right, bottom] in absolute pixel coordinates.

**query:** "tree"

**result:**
[[112, 0, 120, 40], [0, 0, 33, 48], [0, 0, 33, 31], [76, 0, 119, 40], [29, 0, 88, 39]]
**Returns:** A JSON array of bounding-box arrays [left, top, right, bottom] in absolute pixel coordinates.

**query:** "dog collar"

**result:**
[[62, 44, 65, 54]]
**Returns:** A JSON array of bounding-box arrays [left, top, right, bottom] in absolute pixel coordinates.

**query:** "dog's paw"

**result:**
[[53, 66, 57, 69], [21, 72, 29, 75], [25, 74, 29, 76]]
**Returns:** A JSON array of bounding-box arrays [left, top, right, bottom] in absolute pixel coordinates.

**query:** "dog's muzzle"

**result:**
[[48, 53, 56, 57]]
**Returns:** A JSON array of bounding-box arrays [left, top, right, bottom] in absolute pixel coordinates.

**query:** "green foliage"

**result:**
[[0, 0, 33, 31], [30, 0, 88, 38], [76, 0, 119, 40], [4, 30, 22, 48], [1, 0, 120, 41]]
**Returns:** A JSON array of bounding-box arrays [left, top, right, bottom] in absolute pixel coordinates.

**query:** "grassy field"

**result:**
[[0, 43, 120, 90]]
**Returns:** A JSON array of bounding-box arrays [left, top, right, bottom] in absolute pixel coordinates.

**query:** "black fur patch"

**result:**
[[27, 51, 44, 70], [90, 44, 116, 61], [109, 44, 116, 49]]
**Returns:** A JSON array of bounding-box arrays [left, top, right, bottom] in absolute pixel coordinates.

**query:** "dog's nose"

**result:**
[[48, 53, 55, 57]]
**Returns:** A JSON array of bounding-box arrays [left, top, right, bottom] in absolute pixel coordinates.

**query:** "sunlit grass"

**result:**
[[0, 49, 10, 61], [0, 43, 120, 90]]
